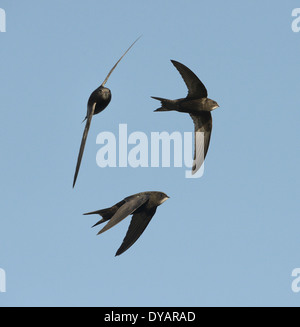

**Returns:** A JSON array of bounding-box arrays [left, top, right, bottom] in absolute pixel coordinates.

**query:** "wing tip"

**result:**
[[115, 247, 125, 256]]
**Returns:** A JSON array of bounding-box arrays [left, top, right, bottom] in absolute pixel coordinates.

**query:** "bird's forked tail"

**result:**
[[151, 96, 176, 112]]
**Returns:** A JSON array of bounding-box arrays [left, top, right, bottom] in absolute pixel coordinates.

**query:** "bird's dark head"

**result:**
[[156, 192, 170, 205], [99, 86, 111, 100], [206, 98, 219, 111]]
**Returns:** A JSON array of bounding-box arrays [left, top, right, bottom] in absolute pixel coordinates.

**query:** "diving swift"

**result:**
[[73, 36, 141, 187]]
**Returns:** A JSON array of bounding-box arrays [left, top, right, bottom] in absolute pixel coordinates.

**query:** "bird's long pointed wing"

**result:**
[[190, 112, 212, 174], [97, 193, 150, 235], [115, 207, 157, 256], [101, 36, 141, 87], [73, 102, 96, 188], [171, 60, 208, 99]]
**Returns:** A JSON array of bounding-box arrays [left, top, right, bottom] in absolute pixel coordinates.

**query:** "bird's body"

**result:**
[[88, 86, 112, 116], [152, 60, 219, 174], [152, 96, 216, 114], [73, 37, 141, 188], [84, 191, 169, 256], [81, 86, 111, 122]]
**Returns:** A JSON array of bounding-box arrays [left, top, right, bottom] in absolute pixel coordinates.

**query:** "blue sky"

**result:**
[[0, 0, 299, 307]]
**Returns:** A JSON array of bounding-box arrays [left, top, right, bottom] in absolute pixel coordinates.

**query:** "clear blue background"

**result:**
[[0, 0, 299, 307]]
